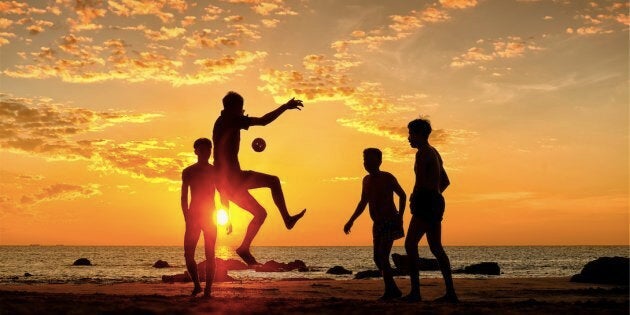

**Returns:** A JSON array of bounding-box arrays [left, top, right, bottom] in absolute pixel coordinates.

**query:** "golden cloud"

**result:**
[[451, 36, 543, 68]]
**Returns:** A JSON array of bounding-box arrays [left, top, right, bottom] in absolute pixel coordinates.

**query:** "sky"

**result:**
[[0, 0, 628, 246]]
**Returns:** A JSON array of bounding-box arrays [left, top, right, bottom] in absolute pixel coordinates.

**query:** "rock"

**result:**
[[254, 260, 308, 272], [217, 258, 249, 271], [326, 266, 352, 275], [354, 270, 382, 279], [72, 258, 92, 266], [162, 260, 234, 283], [24, 273, 32, 277], [161, 273, 190, 283], [454, 262, 500, 275], [152, 260, 170, 268], [570, 257, 629, 285], [391, 253, 440, 273]]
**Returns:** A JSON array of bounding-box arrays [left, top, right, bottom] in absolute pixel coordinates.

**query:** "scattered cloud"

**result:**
[[323, 176, 360, 182], [451, 36, 543, 68], [0, 94, 185, 185]]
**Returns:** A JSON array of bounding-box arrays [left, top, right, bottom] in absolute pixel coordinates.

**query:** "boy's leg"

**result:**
[[241, 171, 306, 229], [202, 224, 218, 297], [403, 215, 427, 301], [228, 188, 267, 265], [375, 238, 400, 299], [184, 223, 202, 296], [427, 224, 458, 302]]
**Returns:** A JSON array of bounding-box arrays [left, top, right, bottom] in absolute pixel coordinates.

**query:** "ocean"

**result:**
[[0, 246, 627, 284]]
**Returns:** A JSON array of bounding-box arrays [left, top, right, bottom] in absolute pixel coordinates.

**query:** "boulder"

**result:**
[[570, 257, 629, 285], [162, 259, 235, 283], [217, 258, 249, 271], [152, 260, 170, 268], [24, 273, 32, 277], [254, 260, 307, 272], [354, 270, 382, 279], [454, 262, 500, 275], [392, 253, 440, 272], [326, 266, 352, 275], [72, 258, 92, 266]]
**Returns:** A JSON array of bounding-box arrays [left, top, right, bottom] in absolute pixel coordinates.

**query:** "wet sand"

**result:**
[[1, 277, 627, 314]]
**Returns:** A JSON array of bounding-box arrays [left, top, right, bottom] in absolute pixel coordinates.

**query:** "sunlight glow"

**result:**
[[216, 209, 229, 226]]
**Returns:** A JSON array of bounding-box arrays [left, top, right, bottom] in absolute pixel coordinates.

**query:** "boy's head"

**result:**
[[407, 118, 431, 148], [363, 148, 382, 174], [222, 91, 244, 115], [193, 138, 212, 161]]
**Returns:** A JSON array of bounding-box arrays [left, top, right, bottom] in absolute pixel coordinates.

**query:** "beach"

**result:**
[[1, 277, 627, 314]]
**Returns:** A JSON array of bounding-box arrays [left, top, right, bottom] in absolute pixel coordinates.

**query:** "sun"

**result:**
[[216, 209, 229, 226]]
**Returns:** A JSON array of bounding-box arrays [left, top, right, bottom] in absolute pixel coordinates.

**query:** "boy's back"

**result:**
[[183, 163, 216, 218], [363, 171, 400, 222]]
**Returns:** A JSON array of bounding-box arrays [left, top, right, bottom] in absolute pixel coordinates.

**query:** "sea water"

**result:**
[[0, 246, 627, 284]]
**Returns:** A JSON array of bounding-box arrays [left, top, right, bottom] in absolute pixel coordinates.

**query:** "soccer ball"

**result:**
[[252, 138, 266, 152]]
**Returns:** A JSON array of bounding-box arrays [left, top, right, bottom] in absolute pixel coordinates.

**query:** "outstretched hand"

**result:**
[[284, 98, 304, 110]]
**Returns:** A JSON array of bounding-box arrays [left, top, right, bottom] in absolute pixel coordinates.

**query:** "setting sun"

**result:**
[[216, 209, 229, 226]]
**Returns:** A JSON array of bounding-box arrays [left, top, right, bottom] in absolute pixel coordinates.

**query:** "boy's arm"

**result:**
[[344, 179, 368, 234], [392, 175, 406, 216], [180, 170, 189, 220], [437, 153, 450, 192], [249, 98, 303, 126]]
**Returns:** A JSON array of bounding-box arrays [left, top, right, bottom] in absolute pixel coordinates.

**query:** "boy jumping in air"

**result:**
[[344, 148, 407, 300]]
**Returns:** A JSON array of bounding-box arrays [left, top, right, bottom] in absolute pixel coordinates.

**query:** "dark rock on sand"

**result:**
[[570, 257, 629, 285], [326, 266, 352, 275], [72, 258, 92, 266], [24, 273, 32, 277], [391, 253, 440, 272], [354, 270, 382, 279], [255, 260, 307, 272], [218, 258, 249, 271], [454, 262, 501, 275], [162, 259, 235, 283], [152, 260, 170, 268]]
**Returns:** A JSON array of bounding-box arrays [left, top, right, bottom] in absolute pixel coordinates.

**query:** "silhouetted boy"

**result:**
[[212, 91, 306, 265], [403, 118, 458, 303], [344, 148, 407, 300], [181, 138, 217, 297]]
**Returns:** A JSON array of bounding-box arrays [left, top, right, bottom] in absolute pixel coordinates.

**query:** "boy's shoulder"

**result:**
[[182, 163, 215, 173]]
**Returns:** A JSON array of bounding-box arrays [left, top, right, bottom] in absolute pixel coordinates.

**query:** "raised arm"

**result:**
[[344, 178, 369, 234], [249, 98, 303, 126]]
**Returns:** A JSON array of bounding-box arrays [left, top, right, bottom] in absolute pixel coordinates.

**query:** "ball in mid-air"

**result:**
[[252, 137, 266, 152]]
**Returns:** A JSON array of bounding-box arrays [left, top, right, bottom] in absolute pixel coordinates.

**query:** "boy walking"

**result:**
[[404, 118, 458, 303], [344, 148, 407, 300], [181, 138, 217, 297]]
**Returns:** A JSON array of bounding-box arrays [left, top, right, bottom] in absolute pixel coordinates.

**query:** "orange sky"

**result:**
[[0, 0, 628, 246]]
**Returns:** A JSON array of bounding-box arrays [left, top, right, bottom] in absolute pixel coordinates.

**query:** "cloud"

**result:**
[[222, 0, 297, 16], [450, 36, 543, 68], [20, 183, 101, 206], [439, 0, 478, 9], [0, 94, 187, 185], [323, 176, 361, 182]]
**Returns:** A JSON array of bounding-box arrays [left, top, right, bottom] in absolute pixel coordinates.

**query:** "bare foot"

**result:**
[[191, 286, 202, 297], [401, 293, 422, 303], [433, 293, 459, 304], [378, 288, 402, 301], [203, 287, 212, 298], [236, 247, 260, 266], [285, 209, 306, 230]]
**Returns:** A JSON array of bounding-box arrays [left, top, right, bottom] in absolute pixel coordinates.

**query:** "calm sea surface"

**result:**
[[0, 246, 627, 284]]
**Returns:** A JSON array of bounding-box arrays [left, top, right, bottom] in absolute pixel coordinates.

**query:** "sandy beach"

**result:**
[[1, 277, 627, 314]]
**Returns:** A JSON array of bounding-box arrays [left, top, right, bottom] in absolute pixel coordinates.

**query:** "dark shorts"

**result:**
[[373, 218, 405, 242], [216, 169, 257, 197], [410, 190, 445, 223]]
